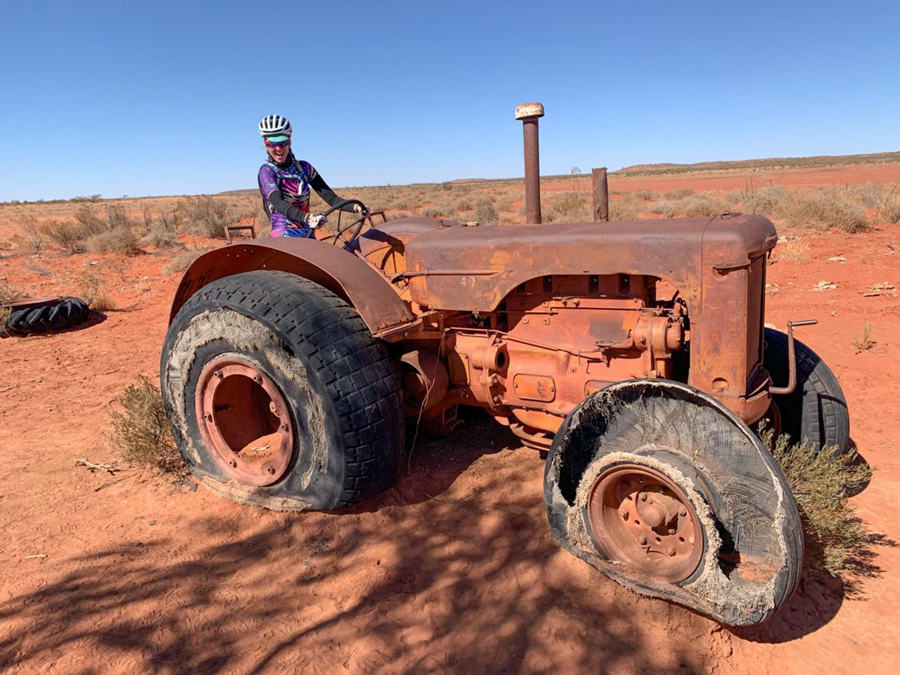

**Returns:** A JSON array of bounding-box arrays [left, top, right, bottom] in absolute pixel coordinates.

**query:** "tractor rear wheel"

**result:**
[[160, 271, 405, 510], [544, 380, 803, 626], [764, 327, 849, 456]]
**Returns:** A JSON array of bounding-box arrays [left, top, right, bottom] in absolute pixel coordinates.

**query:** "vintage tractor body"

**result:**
[[161, 104, 849, 626]]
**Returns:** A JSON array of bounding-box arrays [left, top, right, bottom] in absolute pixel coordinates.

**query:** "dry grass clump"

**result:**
[[763, 429, 875, 578], [544, 191, 591, 223], [474, 197, 499, 226], [86, 227, 141, 254], [178, 196, 234, 239], [109, 375, 184, 474], [9, 217, 44, 254], [0, 280, 22, 336], [852, 183, 900, 224], [41, 219, 87, 254], [141, 209, 185, 248], [649, 192, 730, 218], [774, 237, 809, 261], [78, 269, 117, 311], [162, 247, 208, 275], [851, 322, 876, 352], [785, 187, 869, 233]]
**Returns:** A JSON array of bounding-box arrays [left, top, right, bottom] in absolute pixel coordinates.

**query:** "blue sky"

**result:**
[[1, 0, 897, 201]]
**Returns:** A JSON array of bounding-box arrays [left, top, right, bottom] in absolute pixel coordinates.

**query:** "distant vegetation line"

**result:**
[[220, 150, 900, 195]]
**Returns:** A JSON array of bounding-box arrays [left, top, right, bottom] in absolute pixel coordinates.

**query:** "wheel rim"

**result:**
[[194, 357, 294, 487], [586, 464, 703, 583]]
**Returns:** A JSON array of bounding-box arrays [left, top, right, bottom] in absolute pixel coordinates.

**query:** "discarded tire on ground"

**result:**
[[544, 380, 803, 626], [160, 271, 405, 510], [764, 327, 850, 455], [3, 296, 90, 337]]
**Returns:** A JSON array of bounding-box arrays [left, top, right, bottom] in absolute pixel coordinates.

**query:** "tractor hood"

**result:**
[[403, 214, 776, 317]]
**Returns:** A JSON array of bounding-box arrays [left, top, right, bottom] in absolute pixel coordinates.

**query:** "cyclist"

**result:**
[[257, 114, 367, 238]]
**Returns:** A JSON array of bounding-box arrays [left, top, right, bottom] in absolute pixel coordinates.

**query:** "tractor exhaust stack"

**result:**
[[515, 102, 544, 224]]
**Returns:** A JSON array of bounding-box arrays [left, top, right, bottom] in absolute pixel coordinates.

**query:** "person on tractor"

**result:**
[[257, 114, 367, 238]]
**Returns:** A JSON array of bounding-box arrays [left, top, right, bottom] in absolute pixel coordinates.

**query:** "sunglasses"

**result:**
[[265, 139, 290, 148]]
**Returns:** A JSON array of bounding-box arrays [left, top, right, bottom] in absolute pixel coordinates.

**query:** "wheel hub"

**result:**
[[194, 357, 294, 487], [586, 464, 703, 583]]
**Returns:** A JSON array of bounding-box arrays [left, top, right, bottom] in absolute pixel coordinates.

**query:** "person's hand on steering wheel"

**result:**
[[307, 213, 327, 229]]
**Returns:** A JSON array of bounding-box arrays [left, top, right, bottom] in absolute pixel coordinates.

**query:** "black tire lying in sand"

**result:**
[[3, 297, 90, 337]]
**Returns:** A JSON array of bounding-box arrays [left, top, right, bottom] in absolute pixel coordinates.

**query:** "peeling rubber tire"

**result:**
[[764, 328, 849, 456], [3, 297, 89, 337], [160, 271, 405, 510], [544, 380, 803, 626]]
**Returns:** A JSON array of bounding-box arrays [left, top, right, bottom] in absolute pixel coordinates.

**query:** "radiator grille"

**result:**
[[747, 255, 766, 367]]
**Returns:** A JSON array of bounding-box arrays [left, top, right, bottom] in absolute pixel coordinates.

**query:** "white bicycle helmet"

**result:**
[[258, 114, 292, 140]]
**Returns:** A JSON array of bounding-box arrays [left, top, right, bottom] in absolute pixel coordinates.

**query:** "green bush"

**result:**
[[108, 376, 183, 474]]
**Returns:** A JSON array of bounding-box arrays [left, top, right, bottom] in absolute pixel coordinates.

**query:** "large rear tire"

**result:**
[[764, 328, 849, 455], [544, 380, 803, 626], [160, 271, 405, 510], [3, 296, 90, 336]]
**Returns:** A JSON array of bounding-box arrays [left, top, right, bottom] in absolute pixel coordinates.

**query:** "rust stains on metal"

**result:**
[[168, 238, 416, 335], [516, 102, 545, 225], [592, 167, 609, 222]]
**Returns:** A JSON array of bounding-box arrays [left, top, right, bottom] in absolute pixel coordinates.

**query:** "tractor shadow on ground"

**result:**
[[0, 466, 714, 673], [352, 407, 527, 513]]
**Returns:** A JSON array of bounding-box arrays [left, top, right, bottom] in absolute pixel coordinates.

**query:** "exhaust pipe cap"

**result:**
[[515, 102, 545, 120]]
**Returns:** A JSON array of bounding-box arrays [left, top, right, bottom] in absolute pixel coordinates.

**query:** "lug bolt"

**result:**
[[667, 529, 676, 535], [214, 370, 223, 378], [522, 318, 529, 324], [640, 493, 648, 502], [281, 423, 289, 431], [253, 375, 262, 384], [204, 413, 212, 422], [267, 467, 276, 474], [638, 535, 647, 545], [543, 318, 549, 325], [229, 460, 237, 468], [678, 506, 687, 516], [491, 375, 499, 385], [667, 547, 676, 556], [492, 395, 501, 405], [689, 536, 695, 544]]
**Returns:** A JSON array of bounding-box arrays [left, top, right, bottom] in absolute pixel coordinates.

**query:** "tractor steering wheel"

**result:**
[[317, 199, 368, 248]]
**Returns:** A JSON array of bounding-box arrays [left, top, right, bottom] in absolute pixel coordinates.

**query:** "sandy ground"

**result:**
[[1, 168, 899, 674]]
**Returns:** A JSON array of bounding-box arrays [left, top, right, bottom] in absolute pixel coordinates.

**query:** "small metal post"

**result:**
[[592, 167, 609, 222], [515, 102, 544, 224]]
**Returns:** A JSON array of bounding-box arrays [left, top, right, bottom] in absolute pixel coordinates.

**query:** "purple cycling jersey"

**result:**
[[258, 160, 318, 237]]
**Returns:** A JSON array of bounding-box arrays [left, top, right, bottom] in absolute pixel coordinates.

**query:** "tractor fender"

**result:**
[[168, 239, 415, 335]]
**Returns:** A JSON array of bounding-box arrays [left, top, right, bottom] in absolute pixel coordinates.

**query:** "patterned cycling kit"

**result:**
[[258, 156, 353, 238]]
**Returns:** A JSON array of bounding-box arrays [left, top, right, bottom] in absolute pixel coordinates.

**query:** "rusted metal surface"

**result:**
[[169, 238, 416, 335], [224, 224, 257, 244], [769, 320, 819, 395], [592, 167, 609, 222], [194, 357, 294, 487], [586, 465, 703, 583], [1, 296, 60, 310], [516, 102, 544, 224]]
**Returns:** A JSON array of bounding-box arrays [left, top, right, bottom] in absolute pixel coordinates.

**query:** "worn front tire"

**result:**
[[160, 271, 405, 510]]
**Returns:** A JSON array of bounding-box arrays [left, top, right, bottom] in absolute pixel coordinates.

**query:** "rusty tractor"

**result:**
[[161, 103, 849, 626]]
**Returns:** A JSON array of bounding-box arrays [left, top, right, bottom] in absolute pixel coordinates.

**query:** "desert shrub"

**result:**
[[763, 430, 874, 578], [41, 219, 86, 254], [162, 247, 208, 275], [0, 279, 23, 305], [422, 207, 442, 218], [179, 196, 233, 238], [608, 198, 643, 221], [142, 209, 185, 248], [77, 268, 116, 310], [10, 217, 44, 254], [474, 197, 499, 226], [739, 186, 790, 216], [631, 189, 656, 200], [650, 193, 728, 218], [774, 237, 809, 261], [86, 226, 142, 254], [74, 205, 109, 236], [851, 322, 875, 352], [784, 188, 868, 233], [451, 196, 474, 212], [882, 199, 900, 224], [108, 375, 183, 474], [663, 187, 696, 200], [544, 191, 591, 223]]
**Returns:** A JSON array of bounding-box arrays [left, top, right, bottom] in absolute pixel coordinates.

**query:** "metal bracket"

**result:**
[[769, 320, 818, 395]]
